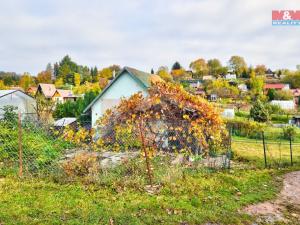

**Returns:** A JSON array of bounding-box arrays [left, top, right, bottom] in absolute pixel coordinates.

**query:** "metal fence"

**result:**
[[230, 130, 300, 168], [0, 113, 233, 180]]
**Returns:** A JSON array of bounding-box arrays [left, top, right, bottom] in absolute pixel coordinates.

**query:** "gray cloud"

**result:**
[[0, 0, 299, 74]]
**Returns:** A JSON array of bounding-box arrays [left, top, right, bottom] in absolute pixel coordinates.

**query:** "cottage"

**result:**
[[264, 83, 290, 91], [83, 67, 162, 127], [202, 75, 214, 81], [225, 74, 237, 80], [26, 86, 37, 96], [238, 83, 248, 92], [36, 83, 77, 104], [52, 89, 78, 104], [0, 90, 36, 119], [221, 108, 235, 119], [270, 100, 295, 110], [291, 89, 300, 105], [36, 83, 56, 99]]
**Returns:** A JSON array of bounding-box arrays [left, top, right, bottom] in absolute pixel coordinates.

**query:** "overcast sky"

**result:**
[[0, 0, 299, 75]]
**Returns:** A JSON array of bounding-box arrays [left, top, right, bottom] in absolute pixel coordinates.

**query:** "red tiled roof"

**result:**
[[264, 83, 286, 89]]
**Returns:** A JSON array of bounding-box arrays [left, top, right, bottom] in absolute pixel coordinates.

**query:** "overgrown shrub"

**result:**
[[282, 125, 297, 140], [98, 82, 228, 155], [0, 120, 71, 173], [226, 118, 266, 139], [62, 152, 99, 179], [250, 100, 270, 122]]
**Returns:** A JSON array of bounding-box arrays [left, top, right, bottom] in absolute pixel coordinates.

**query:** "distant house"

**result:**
[[207, 93, 218, 102], [264, 83, 290, 91], [225, 74, 237, 80], [36, 83, 77, 104], [0, 90, 36, 119], [238, 84, 248, 92], [27, 86, 37, 96], [36, 83, 56, 99], [291, 89, 300, 105], [52, 89, 78, 104], [221, 108, 235, 119], [83, 67, 162, 127], [202, 75, 214, 81], [270, 100, 295, 110]]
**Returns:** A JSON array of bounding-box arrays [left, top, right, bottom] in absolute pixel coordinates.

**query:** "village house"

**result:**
[[0, 90, 37, 119], [225, 74, 237, 80], [264, 83, 290, 92], [26, 86, 37, 96], [83, 67, 162, 127], [270, 100, 295, 110], [36, 83, 56, 99], [291, 89, 300, 105], [36, 83, 77, 103], [52, 89, 77, 104]]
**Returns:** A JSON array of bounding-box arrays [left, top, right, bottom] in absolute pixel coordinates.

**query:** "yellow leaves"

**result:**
[[183, 114, 190, 120]]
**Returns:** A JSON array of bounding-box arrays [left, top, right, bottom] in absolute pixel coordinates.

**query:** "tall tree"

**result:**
[[189, 58, 208, 78], [37, 70, 52, 83], [172, 61, 182, 70], [228, 56, 247, 77], [157, 67, 173, 82], [74, 73, 81, 87], [249, 70, 264, 99], [207, 59, 222, 77], [46, 63, 54, 81], [255, 64, 267, 75], [19, 72, 35, 90]]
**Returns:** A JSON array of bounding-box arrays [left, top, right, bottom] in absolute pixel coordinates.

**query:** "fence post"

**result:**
[[18, 112, 23, 178], [262, 131, 267, 168], [289, 136, 293, 166], [138, 118, 153, 186], [227, 126, 232, 169]]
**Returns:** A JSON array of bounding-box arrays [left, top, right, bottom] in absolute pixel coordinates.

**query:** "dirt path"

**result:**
[[244, 171, 300, 224]]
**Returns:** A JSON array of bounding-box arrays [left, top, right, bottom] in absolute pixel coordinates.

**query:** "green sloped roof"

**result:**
[[83, 67, 155, 113], [124, 66, 153, 88]]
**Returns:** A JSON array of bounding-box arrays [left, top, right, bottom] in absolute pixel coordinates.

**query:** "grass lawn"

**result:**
[[0, 139, 300, 225], [232, 136, 300, 168]]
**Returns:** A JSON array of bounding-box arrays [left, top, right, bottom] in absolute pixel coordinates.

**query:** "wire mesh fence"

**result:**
[[1, 110, 299, 181], [0, 112, 233, 180], [231, 128, 300, 168]]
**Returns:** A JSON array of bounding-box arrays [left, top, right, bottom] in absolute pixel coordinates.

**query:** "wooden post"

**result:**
[[138, 118, 153, 186], [228, 126, 232, 169], [262, 132, 267, 168], [289, 136, 293, 166], [18, 112, 23, 178]]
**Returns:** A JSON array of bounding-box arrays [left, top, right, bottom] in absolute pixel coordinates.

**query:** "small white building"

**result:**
[[83, 67, 162, 127], [0, 90, 37, 119], [221, 108, 235, 119], [270, 100, 295, 110], [238, 84, 248, 92], [225, 74, 237, 80]]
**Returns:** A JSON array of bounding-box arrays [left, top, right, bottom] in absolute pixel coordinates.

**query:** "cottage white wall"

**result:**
[[0, 92, 36, 118], [271, 100, 295, 110], [91, 72, 148, 126]]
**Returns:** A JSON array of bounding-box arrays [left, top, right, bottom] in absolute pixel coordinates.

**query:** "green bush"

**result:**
[[0, 121, 72, 173], [226, 118, 266, 139], [282, 125, 297, 140], [250, 100, 270, 122]]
